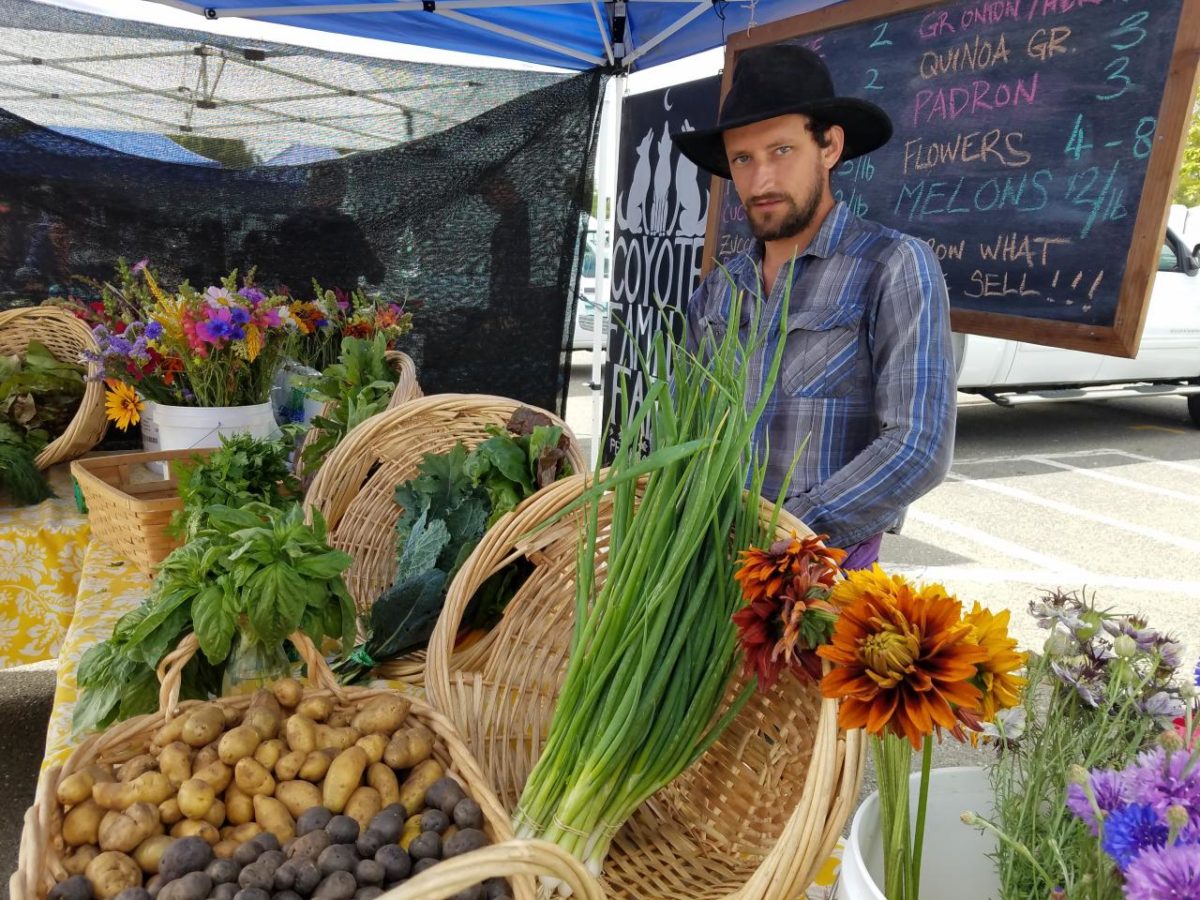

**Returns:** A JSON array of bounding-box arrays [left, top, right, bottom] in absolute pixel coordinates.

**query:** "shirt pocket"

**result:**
[[782, 305, 865, 399]]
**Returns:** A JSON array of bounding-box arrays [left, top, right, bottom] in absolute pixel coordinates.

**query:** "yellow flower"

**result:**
[[243, 323, 262, 362], [104, 380, 143, 430], [961, 602, 1027, 722]]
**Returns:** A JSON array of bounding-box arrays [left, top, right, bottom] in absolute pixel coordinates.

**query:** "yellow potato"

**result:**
[[272, 677, 304, 709], [227, 822, 263, 844], [182, 705, 225, 747], [274, 780, 322, 818], [133, 834, 173, 874], [322, 746, 369, 814], [343, 786, 382, 832], [224, 784, 254, 826], [297, 750, 336, 782], [218, 725, 263, 765], [243, 690, 283, 740], [204, 798, 226, 828], [57, 765, 115, 807], [86, 850, 142, 900], [177, 778, 216, 820], [213, 840, 238, 860], [158, 798, 183, 826], [93, 772, 172, 811], [253, 794, 295, 843], [99, 803, 161, 854], [285, 715, 317, 755], [398, 759, 445, 815], [366, 763, 401, 808], [383, 727, 434, 770], [351, 695, 411, 735], [191, 761, 233, 794], [222, 705, 242, 727], [315, 725, 360, 752], [253, 738, 286, 771], [399, 814, 423, 851], [151, 713, 189, 748], [170, 819, 220, 844], [63, 798, 104, 846], [355, 734, 388, 765], [63, 844, 100, 876], [158, 742, 192, 789], [327, 708, 354, 728], [119, 755, 158, 783], [296, 695, 333, 722], [234, 757, 276, 797], [193, 744, 220, 771], [274, 749, 306, 782]]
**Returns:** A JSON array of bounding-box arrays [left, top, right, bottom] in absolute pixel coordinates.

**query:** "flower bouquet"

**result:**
[[292, 281, 415, 372]]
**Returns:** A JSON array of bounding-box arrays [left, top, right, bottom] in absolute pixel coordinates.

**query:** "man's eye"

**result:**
[[731, 154, 749, 166], [775, 145, 792, 156]]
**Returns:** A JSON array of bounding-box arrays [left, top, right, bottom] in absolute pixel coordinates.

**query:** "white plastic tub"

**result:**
[[153, 401, 280, 451]]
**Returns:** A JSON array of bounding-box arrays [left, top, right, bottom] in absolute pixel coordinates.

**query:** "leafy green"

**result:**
[[0, 422, 52, 505]]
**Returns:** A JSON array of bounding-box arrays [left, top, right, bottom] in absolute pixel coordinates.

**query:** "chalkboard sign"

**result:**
[[707, 0, 1200, 356]]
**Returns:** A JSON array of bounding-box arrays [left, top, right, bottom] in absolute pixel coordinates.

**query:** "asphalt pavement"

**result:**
[[2, 364, 1197, 884]]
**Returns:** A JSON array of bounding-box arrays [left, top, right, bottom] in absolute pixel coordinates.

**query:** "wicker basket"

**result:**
[[11, 630, 530, 900], [70, 448, 212, 573], [425, 473, 866, 900], [296, 350, 422, 478], [303, 394, 588, 683], [0, 305, 107, 470]]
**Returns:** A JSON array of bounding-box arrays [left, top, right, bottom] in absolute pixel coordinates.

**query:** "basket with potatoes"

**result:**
[[12, 632, 528, 900]]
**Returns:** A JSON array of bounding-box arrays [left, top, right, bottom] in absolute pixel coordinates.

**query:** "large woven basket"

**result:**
[[425, 473, 866, 900], [303, 393, 588, 683], [296, 350, 422, 479], [70, 448, 213, 573], [0, 305, 106, 469], [11, 630, 531, 900]]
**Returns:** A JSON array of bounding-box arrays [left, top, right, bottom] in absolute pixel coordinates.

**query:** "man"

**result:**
[[672, 44, 956, 567]]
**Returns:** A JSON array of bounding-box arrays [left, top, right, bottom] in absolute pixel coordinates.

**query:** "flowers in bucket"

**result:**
[[814, 565, 1026, 900], [293, 281, 416, 372]]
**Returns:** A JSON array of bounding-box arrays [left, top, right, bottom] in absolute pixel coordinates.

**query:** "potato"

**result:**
[[423, 777, 466, 817], [285, 715, 317, 755], [343, 787, 382, 832], [274, 749, 306, 782], [399, 814, 423, 851], [212, 840, 238, 860], [203, 798, 226, 828], [227, 822, 263, 843], [351, 696, 410, 736], [407, 831, 440, 861], [158, 870, 213, 900], [133, 834, 174, 874], [235, 758, 276, 797], [253, 794, 296, 843], [192, 744, 219, 771], [253, 739, 286, 771], [397, 760, 445, 815], [272, 678, 304, 709], [443, 828, 488, 858], [85, 851, 142, 899], [366, 763, 400, 808], [218, 725, 262, 765], [63, 798, 105, 846], [453, 798, 484, 831], [275, 780, 322, 818], [296, 696, 333, 722], [322, 747, 369, 814], [58, 765, 115, 807], [298, 750, 336, 782], [93, 777, 152, 812], [119, 756, 158, 783], [383, 727, 434, 770], [158, 742, 192, 789], [170, 819, 220, 845], [177, 779, 216, 820], [354, 734, 387, 765], [315, 725, 359, 752], [191, 760, 232, 794], [99, 803, 161, 853], [224, 784, 254, 825], [49, 874, 93, 900], [151, 714, 189, 748], [243, 691, 283, 740], [158, 798, 183, 826], [63, 844, 100, 876], [159, 835, 215, 882], [182, 705, 225, 748], [222, 705, 243, 727]]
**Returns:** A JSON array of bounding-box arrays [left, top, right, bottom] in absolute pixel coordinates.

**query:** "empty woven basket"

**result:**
[[425, 473, 865, 900], [0, 306, 106, 469], [303, 393, 588, 683]]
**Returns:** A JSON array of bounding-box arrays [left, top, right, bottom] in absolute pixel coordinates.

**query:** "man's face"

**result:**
[[723, 114, 841, 242]]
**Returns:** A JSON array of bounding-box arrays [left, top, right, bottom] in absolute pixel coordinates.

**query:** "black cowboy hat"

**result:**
[[672, 44, 893, 179]]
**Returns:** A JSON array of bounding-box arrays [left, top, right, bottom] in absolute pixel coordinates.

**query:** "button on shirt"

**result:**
[[685, 202, 957, 548]]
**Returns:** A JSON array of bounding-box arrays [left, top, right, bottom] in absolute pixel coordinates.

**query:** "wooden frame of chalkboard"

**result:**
[[701, 0, 1200, 357]]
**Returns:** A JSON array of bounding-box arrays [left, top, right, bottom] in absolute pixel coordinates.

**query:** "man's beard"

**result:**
[[747, 176, 823, 242]]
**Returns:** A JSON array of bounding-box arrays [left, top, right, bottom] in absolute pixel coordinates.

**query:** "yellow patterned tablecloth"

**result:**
[[0, 468, 91, 667]]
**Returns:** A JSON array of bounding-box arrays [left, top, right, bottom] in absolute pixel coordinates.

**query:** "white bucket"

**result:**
[[153, 401, 281, 452], [838, 766, 1000, 900], [140, 400, 161, 453]]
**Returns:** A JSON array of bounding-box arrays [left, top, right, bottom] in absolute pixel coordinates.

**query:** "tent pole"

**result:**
[[590, 71, 623, 466]]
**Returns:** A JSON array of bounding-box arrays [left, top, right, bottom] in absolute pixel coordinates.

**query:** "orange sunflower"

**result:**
[[961, 602, 1027, 722], [103, 379, 143, 430], [734, 532, 845, 604], [817, 566, 988, 749]]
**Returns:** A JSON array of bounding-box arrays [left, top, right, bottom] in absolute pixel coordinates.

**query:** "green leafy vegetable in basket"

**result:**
[[0, 340, 85, 505], [170, 432, 299, 539], [300, 333, 399, 474], [75, 502, 355, 734], [334, 409, 571, 683]]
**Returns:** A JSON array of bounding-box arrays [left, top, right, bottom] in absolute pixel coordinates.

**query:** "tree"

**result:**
[[1174, 90, 1200, 206]]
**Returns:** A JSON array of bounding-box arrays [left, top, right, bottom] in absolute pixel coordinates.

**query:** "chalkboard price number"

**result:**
[[1065, 161, 1127, 240], [838, 155, 875, 183], [1133, 116, 1157, 160], [864, 68, 884, 91], [1065, 114, 1093, 160], [1096, 56, 1132, 101], [869, 21, 892, 48], [833, 186, 870, 218], [1109, 11, 1149, 52]]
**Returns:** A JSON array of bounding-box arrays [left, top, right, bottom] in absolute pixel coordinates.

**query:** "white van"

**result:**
[[954, 228, 1200, 427]]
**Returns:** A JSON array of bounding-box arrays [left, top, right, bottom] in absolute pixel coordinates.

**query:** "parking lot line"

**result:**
[[1105, 449, 1200, 476], [943, 473, 1200, 556], [906, 508, 1091, 579], [1023, 455, 1200, 506], [885, 564, 1200, 595]]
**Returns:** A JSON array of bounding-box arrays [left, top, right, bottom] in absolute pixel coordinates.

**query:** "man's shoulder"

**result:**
[[837, 215, 934, 267]]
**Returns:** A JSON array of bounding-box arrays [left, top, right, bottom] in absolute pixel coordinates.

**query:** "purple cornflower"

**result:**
[[238, 286, 266, 304], [145, 320, 163, 341], [1068, 769, 1128, 835], [1126, 748, 1200, 834], [130, 258, 149, 275], [1123, 842, 1200, 899], [230, 307, 250, 325], [1194, 659, 1200, 688], [1100, 803, 1168, 870]]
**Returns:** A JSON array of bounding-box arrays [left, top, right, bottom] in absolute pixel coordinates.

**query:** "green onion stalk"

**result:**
[[512, 279, 792, 889]]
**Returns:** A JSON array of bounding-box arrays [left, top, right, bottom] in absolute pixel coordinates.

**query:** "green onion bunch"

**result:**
[[513, 282, 790, 886]]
